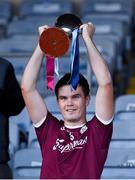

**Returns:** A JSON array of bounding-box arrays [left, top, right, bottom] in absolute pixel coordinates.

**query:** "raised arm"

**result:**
[[21, 25, 49, 124], [80, 23, 114, 121]]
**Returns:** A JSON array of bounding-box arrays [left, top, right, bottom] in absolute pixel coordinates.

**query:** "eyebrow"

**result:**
[[58, 93, 82, 98]]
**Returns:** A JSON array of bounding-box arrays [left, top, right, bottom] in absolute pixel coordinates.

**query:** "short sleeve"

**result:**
[[35, 112, 62, 148], [88, 115, 113, 149]]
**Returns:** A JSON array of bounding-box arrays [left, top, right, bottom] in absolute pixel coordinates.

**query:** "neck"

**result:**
[[64, 122, 86, 129], [64, 119, 87, 129]]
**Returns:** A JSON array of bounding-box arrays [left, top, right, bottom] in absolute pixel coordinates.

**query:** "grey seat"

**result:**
[[0, 0, 12, 38], [81, 0, 133, 51], [19, 0, 72, 19], [0, 0, 12, 20], [86, 95, 95, 112], [115, 94, 135, 113], [115, 111, 135, 121], [0, 35, 38, 54], [112, 117, 135, 140], [13, 148, 42, 179], [83, 15, 126, 70], [101, 148, 135, 179], [9, 121, 20, 168], [81, 0, 133, 24], [79, 36, 117, 91], [84, 14, 131, 50], [80, 36, 117, 74], [55, 55, 88, 77], [28, 125, 40, 148], [7, 17, 56, 36], [0, 0, 12, 22], [82, 17, 126, 63], [110, 116, 135, 149], [9, 121, 20, 154], [9, 107, 31, 134], [82, 17, 126, 39], [45, 95, 59, 113]]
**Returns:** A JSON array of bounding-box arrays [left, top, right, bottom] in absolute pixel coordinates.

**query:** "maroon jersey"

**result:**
[[35, 112, 112, 179]]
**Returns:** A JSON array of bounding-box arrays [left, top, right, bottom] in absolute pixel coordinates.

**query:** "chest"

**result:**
[[43, 125, 89, 160]]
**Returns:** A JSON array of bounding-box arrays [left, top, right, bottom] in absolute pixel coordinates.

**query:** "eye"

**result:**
[[59, 96, 67, 100], [73, 94, 81, 99]]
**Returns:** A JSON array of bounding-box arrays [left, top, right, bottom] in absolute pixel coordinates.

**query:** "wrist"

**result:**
[[83, 36, 93, 46], [37, 44, 44, 54]]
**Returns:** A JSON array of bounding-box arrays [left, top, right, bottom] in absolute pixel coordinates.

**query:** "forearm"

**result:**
[[21, 44, 44, 92], [84, 37, 112, 86], [81, 23, 114, 121]]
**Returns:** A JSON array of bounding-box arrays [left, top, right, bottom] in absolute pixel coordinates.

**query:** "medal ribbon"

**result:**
[[46, 55, 55, 91], [70, 28, 80, 90]]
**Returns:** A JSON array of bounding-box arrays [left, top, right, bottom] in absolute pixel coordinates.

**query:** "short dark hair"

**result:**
[[55, 73, 90, 98]]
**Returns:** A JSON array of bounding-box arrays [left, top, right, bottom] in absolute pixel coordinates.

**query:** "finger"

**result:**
[[87, 22, 93, 26], [39, 25, 49, 31], [87, 22, 95, 31]]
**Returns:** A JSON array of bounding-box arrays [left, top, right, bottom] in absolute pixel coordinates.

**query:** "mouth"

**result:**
[[66, 109, 76, 112]]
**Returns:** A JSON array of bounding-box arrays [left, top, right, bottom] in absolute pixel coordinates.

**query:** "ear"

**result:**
[[86, 96, 90, 106]]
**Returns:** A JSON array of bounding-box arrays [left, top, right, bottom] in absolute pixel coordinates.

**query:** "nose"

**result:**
[[67, 98, 73, 106]]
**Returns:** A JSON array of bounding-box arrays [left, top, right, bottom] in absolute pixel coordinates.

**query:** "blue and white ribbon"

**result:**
[[54, 57, 60, 77], [70, 28, 80, 90]]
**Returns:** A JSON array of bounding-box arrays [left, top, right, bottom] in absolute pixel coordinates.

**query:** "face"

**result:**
[[57, 85, 90, 125]]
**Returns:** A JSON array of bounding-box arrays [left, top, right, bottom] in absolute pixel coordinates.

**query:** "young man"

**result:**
[[0, 57, 25, 179], [21, 23, 114, 179]]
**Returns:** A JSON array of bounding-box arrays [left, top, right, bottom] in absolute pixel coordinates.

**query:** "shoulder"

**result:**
[[0, 57, 11, 66], [88, 114, 113, 127], [34, 111, 62, 129], [0, 57, 13, 72], [87, 115, 113, 146]]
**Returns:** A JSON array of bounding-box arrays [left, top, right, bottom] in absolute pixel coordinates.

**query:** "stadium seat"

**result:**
[[9, 107, 31, 134], [79, 36, 117, 93], [115, 94, 135, 113], [102, 148, 135, 178], [0, 0, 12, 38], [81, 0, 133, 24], [13, 148, 42, 179], [82, 17, 126, 70], [7, 17, 56, 36], [44, 95, 59, 113], [80, 36, 117, 75], [110, 117, 135, 149], [9, 121, 20, 168], [0, 35, 38, 54], [28, 125, 40, 148], [81, 0, 133, 50], [19, 0, 72, 19], [112, 117, 135, 141]]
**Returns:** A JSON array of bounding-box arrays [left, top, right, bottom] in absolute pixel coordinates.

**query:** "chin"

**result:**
[[64, 115, 79, 122]]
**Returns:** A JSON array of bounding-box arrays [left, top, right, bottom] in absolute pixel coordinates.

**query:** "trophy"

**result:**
[[39, 13, 83, 91], [39, 13, 82, 57]]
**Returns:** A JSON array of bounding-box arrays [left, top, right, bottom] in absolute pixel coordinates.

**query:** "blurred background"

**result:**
[[1, 0, 135, 179]]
